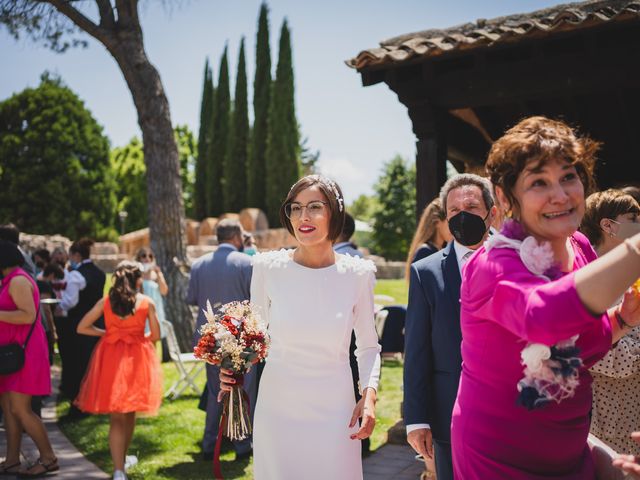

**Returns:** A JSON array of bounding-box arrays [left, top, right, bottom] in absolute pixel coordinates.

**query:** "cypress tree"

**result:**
[[265, 19, 300, 225], [207, 47, 231, 216], [195, 59, 213, 220], [248, 2, 271, 212], [225, 38, 249, 212]]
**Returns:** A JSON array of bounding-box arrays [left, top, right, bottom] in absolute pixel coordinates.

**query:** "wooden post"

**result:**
[[412, 104, 448, 219]]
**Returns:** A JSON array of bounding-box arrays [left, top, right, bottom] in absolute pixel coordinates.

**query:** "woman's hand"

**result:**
[[620, 289, 640, 328], [217, 368, 236, 402], [613, 432, 640, 478], [349, 387, 376, 440]]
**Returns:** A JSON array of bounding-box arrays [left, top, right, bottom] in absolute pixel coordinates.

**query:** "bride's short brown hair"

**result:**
[[280, 175, 346, 243]]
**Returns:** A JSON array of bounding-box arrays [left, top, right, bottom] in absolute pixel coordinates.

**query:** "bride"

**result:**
[[220, 174, 381, 479]]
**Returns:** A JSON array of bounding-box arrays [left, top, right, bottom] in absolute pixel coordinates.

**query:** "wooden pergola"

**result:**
[[348, 0, 640, 214]]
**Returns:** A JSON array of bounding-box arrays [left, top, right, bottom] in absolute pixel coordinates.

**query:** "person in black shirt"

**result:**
[[58, 239, 105, 417]]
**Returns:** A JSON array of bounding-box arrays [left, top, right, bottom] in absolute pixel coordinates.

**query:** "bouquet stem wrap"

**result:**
[[221, 376, 251, 441], [214, 376, 251, 480]]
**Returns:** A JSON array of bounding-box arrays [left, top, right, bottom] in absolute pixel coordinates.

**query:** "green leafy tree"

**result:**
[[207, 47, 230, 216], [349, 194, 380, 223], [225, 38, 249, 212], [111, 137, 147, 232], [195, 59, 213, 220], [0, 74, 117, 239], [111, 126, 196, 230], [372, 155, 416, 260], [248, 2, 271, 211], [0, 0, 193, 349], [265, 19, 300, 224]]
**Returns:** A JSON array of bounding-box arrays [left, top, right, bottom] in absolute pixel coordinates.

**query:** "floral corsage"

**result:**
[[486, 219, 582, 410]]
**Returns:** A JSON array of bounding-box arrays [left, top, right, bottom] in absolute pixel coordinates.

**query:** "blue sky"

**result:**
[[0, 0, 560, 203]]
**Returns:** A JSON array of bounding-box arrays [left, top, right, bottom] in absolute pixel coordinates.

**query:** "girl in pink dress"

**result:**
[[0, 240, 56, 477], [451, 117, 640, 479]]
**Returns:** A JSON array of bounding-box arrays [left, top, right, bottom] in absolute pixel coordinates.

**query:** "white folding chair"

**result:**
[[374, 308, 390, 339], [162, 320, 205, 400]]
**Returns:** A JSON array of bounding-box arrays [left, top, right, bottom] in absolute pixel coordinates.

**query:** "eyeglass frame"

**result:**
[[284, 201, 329, 219]]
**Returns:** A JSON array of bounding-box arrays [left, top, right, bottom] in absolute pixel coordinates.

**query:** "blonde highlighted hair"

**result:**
[[405, 198, 447, 281]]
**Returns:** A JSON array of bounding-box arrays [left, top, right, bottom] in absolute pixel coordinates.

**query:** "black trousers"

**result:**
[[434, 440, 453, 480], [57, 316, 98, 400], [53, 315, 72, 397]]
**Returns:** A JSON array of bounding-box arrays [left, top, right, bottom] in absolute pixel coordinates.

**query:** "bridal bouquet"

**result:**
[[194, 300, 269, 441]]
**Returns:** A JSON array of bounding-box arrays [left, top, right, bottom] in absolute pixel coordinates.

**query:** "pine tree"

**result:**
[[265, 19, 300, 224], [195, 59, 213, 220], [225, 38, 249, 212], [248, 2, 271, 212], [207, 47, 231, 216]]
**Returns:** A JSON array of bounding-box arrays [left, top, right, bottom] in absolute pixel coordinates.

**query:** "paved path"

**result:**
[[364, 444, 425, 480], [0, 368, 108, 479]]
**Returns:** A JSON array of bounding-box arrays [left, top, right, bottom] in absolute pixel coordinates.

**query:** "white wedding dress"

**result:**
[[251, 250, 381, 480]]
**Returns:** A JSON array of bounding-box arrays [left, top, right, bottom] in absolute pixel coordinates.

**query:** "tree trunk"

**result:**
[[104, 30, 194, 350]]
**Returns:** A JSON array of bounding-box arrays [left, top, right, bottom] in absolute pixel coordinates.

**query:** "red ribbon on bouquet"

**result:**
[[213, 374, 250, 480]]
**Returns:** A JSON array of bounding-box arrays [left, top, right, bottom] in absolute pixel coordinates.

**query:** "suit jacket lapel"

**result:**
[[442, 242, 462, 316]]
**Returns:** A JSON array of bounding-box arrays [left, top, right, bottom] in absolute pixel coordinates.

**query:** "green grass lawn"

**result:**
[[58, 358, 403, 479], [61, 274, 408, 478], [374, 278, 408, 305]]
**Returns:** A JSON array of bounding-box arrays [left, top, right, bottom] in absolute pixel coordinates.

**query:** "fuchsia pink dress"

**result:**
[[452, 232, 611, 479], [0, 267, 51, 395]]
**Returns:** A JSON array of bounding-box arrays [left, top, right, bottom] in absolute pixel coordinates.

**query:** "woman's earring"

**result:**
[[505, 209, 513, 219]]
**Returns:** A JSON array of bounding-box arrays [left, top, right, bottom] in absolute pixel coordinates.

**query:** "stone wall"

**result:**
[[19, 234, 71, 253], [372, 260, 405, 280]]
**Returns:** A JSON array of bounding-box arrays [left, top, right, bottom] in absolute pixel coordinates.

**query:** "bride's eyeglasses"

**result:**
[[284, 201, 328, 219]]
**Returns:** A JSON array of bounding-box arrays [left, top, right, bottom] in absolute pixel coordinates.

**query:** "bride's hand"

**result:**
[[217, 368, 236, 402], [349, 388, 376, 440]]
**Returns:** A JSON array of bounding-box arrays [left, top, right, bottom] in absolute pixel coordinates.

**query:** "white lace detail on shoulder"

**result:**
[[336, 253, 376, 275], [252, 249, 292, 269]]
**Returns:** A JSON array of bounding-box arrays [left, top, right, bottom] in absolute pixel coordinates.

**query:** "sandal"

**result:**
[[17, 458, 59, 478], [0, 461, 21, 475]]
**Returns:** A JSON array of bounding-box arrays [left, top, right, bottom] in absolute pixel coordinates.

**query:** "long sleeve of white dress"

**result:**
[[353, 270, 381, 393], [250, 258, 270, 328]]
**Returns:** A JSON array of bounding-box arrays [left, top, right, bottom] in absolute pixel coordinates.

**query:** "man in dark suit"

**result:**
[[187, 219, 256, 461], [404, 174, 496, 480]]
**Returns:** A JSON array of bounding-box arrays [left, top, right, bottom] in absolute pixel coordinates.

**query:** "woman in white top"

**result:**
[[220, 175, 381, 480]]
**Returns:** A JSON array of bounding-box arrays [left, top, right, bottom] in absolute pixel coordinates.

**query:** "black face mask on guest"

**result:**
[[448, 211, 490, 247]]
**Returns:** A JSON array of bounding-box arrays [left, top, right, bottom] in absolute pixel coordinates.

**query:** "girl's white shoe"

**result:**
[[113, 470, 127, 480]]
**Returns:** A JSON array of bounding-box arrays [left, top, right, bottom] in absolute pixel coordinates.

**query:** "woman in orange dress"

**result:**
[[75, 261, 162, 480]]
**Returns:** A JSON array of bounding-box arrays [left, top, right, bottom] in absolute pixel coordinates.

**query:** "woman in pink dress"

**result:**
[[451, 116, 640, 479], [0, 240, 56, 477]]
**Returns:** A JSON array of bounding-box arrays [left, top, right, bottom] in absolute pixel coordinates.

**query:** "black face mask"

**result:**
[[448, 211, 490, 247]]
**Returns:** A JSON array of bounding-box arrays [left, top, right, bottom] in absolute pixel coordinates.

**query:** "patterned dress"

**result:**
[[590, 327, 640, 455]]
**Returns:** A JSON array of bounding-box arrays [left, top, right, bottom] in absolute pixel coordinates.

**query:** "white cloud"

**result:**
[[317, 156, 374, 203]]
